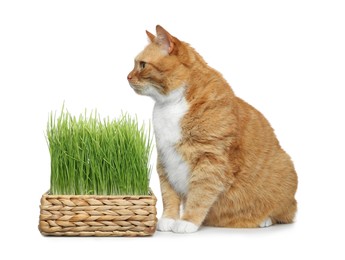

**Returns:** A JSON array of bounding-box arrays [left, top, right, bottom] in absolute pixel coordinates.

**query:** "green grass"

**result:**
[[46, 106, 152, 196]]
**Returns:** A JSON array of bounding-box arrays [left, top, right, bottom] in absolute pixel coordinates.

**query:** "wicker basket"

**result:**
[[39, 190, 157, 237]]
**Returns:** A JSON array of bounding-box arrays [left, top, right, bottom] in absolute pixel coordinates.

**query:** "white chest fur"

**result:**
[[152, 88, 190, 196]]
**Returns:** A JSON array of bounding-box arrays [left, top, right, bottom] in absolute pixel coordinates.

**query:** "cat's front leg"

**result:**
[[172, 155, 229, 233], [156, 159, 181, 232]]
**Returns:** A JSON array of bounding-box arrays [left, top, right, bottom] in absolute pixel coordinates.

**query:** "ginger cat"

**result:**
[[127, 25, 298, 233]]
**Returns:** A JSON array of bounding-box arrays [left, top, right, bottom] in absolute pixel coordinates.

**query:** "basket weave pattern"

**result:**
[[39, 191, 157, 236]]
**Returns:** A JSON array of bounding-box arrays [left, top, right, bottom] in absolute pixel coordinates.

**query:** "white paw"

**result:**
[[259, 217, 273, 228], [157, 218, 176, 232], [172, 220, 199, 233]]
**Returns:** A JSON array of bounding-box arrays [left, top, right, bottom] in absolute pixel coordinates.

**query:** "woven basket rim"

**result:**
[[42, 188, 156, 200]]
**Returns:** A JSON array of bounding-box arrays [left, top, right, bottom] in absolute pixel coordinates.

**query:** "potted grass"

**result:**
[[39, 107, 157, 236]]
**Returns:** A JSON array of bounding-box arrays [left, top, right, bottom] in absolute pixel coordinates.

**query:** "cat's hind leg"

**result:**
[[259, 217, 273, 228], [272, 199, 297, 224], [259, 199, 297, 227]]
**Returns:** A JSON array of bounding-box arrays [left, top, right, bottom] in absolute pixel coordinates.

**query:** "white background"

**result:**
[[1, 0, 344, 259]]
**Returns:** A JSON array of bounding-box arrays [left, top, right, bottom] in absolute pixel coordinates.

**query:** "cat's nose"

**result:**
[[127, 73, 132, 80]]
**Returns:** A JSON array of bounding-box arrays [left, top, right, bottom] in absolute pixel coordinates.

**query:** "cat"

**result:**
[[127, 25, 298, 233]]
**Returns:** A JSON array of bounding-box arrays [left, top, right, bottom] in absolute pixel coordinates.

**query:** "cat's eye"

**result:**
[[139, 61, 146, 69]]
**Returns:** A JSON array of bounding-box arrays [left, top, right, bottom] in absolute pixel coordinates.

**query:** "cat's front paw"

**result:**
[[172, 220, 199, 233], [157, 217, 176, 232]]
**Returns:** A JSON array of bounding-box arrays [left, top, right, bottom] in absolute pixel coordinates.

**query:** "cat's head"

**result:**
[[127, 25, 194, 102]]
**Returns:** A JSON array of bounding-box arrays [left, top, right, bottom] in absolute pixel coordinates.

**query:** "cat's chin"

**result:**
[[131, 88, 152, 98], [130, 84, 182, 103], [132, 88, 144, 95], [130, 84, 161, 99], [141, 86, 166, 102]]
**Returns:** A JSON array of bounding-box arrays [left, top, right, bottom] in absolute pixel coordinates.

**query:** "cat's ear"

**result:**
[[156, 25, 175, 54], [146, 30, 155, 42]]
